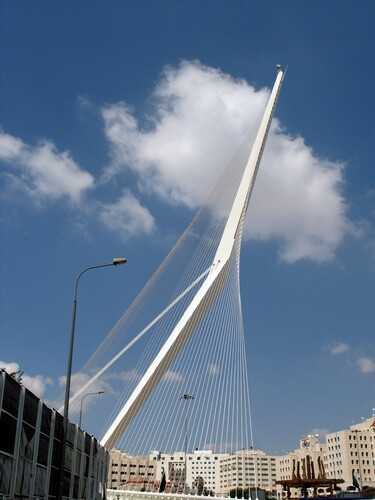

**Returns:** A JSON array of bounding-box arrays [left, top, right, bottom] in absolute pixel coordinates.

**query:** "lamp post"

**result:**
[[57, 257, 127, 500], [353, 430, 363, 491], [63, 258, 126, 424], [179, 393, 194, 494], [79, 390, 105, 429]]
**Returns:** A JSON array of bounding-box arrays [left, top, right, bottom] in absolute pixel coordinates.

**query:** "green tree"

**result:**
[[193, 476, 205, 495]]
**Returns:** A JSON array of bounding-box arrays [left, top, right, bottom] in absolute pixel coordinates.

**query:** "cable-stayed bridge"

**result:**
[[54, 67, 284, 473]]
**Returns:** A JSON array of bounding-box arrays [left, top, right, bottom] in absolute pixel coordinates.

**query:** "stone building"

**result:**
[[108, 418, 375, 497], [276, 434, 327, 499], [109, 448, 277, 496], [324, 417, 375, 491], [108, 448, 156, 491], [149, 449, 224, 495], [220, 449, 277, 496]]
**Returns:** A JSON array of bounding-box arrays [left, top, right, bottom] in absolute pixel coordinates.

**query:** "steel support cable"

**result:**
[[190, 265, 232, 451], [121, 252, 237, 455], [57, 75, 278, 448], [197, 279, 230, 451], [117, 259, 230, 452], [206, 267, 238, 451], [116, 146, 260, 458], [60, 266, 211, 416]]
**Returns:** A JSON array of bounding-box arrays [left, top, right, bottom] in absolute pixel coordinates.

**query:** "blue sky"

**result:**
[[1, 1, 374, 455]]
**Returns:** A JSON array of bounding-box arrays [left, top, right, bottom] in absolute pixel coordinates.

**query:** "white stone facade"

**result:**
[[219, 449, 277, 495], [108, 416, 375, 496], [324, 417, 375, 491], [149, 449, 224, 495], [276, 435, 327, 499], [108, 449, 156, 491], [108, 448, 276, 495], [277, 434, 326, 480]]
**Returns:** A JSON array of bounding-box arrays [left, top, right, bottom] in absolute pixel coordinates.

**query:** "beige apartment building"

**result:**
[[108, 417, 375, 496], [277, 434, 326, 480], [108, 449, 156, 491], [108, 448, 276, 495], [219, 449, 277, 495], [324, 416, 375, 491], [149, 449, 225, 495], [276, 417, 375, 497], [276, 434, 327, 499]]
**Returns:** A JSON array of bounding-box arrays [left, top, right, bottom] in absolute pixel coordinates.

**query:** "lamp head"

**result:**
[[113, 258, 127, 266]]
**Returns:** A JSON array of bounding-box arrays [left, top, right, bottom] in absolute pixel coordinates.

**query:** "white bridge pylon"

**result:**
[[101, 67, 284, 450]]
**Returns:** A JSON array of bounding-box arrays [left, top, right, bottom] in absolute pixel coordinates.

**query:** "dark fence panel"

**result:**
[[0, 369, 109, 499]]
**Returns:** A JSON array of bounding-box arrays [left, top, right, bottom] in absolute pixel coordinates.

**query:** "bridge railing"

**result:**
[[107, 490, 229, 500]]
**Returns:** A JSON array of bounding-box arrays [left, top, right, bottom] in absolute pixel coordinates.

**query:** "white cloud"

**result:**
[[101, 60, 352, 262], [329, 342, 350, 355], [206, 441, 242, 453], [0, 361, 53, 398], [309, 428, 330, 440], [22, 373, 53, 399], [356, 357, 375, 373], [0, 130, 94, 203], [98, 188, 155, 239], [162, 370, 183, 382], [0, 129, 155, 240], [58, 370, 111, 394], [0, 133, 24, 159], [247, 129, 349, 262], [208, 363, 219, 375], [0, 62, 354, 256], [101, 61, 268, 208], [116, 369, 141, 382], [328, 346, 375, 377], [0, 361, 20, 375], [56, 371, 111, 413]]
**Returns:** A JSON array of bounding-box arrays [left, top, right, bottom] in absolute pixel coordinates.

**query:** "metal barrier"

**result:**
[[107, 490, 229, 500]]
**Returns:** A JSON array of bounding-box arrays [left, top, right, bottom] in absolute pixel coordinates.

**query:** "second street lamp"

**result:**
[[79, 390, 105, 429]]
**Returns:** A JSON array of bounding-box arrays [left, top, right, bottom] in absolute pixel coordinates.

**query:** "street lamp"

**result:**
[[57, 257, 127, 500], [179, 393, 194, 494], [63, 257, 126, 423], [353, 430, 363, 491], [79, 390, 105, 429]]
